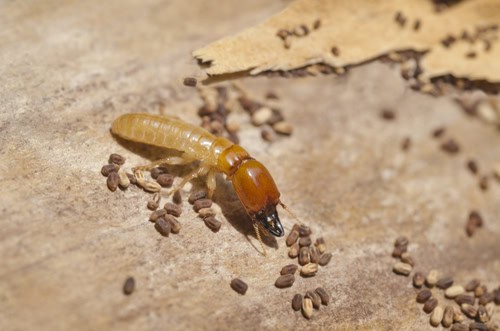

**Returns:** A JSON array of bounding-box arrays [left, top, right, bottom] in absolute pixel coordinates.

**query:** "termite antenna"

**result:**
[[279, 201, 305, 226], [253, 222, 267, 257]]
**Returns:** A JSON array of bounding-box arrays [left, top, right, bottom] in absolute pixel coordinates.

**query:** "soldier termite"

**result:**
[[111, 113, 299, 254]]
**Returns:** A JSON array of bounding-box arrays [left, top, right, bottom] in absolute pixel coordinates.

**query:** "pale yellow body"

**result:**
[[111, 113, 233, 168]]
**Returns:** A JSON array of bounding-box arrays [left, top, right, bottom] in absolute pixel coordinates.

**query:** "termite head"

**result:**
[[230, 159, 284, 237]]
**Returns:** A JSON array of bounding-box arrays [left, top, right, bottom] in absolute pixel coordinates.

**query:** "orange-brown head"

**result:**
[[218, 145, 284, 237]]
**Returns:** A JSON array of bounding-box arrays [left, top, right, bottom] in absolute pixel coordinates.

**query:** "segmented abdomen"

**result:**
[[111, 113, 226, 165]]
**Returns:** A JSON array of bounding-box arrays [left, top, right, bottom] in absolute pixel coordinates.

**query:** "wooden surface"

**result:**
[[0, 1, 499, 331]]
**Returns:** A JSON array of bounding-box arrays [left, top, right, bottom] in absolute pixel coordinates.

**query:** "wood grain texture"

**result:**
[[0, 1, 499, 331]]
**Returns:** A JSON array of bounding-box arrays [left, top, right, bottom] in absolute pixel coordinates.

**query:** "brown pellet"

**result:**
[[275, 274, 295, 288], [466, 51, 477, 59], [280, 264, 298, 275], [467, 159, 479, 175], [123, 276, 135, 295], [455, 294, 475, 306], [309, 246, 320, 264], [286, 230, 299, 247], [203, 216, 222, 233], [475, 285, 487, 298], [394, 236, 409, 248], [156, 174, 174, 187], [392, 245, 407, 258], [107, 172, 120, 192], [155, 218, 171, 237], [450, 324, 468, 331], [101, 164, 119, 177], [299, 247, 310, 266], [430, 306, 444, 327], [150, 167, 168, 179], [149, 208, 167, 222], [299, 237, 312, 247], [164, 202, 182, 217], [292, 294, 303, 311], [446, 286, 465, 298], [315, 237, 326, 254], [318, 253, 332, 266], [315, 287, 330, 305], [426, 270, 439, 288], [477, 306, 489, 323], [441, 139, 460, 154], [265, 91, 279, 100], [401, 137, 411, 151], [166, 215, 181, 234], [413, 19, 421, 31], [302, 298, 313, 319], [126, 172, 137, 185], [147, 193, 161, 210], [300, 263, 318, 277], [198, 208, 216, 219], [331, 46, 340, 57], [466, 210, 483, 236], [432, 127, 445, 138], [289, 243, 299, 258], [416, 289, 432, 303], [393, 262, 412, 276], [400, 252, 415, 266], [413, 272, 425, 288], [478, 176, 488, 191], [442, 305, 454, 327], [188, 190, 207, 204], [441, 35, 456, 48], [297, 225, 312, 237], [305, 290, 321, 309], [230, 278, 248, 295], [183, 77, 197, 87], [381, 109, 396, 120], [193, 198, 212, 212], [461, 304, 477, 318], [479, 292, 494, 305], [273, 121, 293, 136], [436, 276, 454, 289], [423, 298, 438, 313], [313, 19, 321, 30], [261, 126, 277, 142], [465, 279, 480, 292], [109, 153, 125, 165], [172, 190, 182, 204], [276, 29, 289, 40], [469, 322, 487, 331], [238, 96, 261, 114]]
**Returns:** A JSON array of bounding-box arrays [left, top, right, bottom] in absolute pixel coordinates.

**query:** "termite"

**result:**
[[111, 113, 286, 247]]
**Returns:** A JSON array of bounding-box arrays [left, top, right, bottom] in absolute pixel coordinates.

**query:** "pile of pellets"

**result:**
[[391, 236, 500, 330], [379, 109, 496, 237], [189, 83, 294, 144], [101, 153, 223, 237], [229, 223, 332, 320]]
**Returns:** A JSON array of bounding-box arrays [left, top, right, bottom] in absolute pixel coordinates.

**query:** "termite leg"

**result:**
[[133, 155, 195, 172], [253, 222, 267, 257], [167, 164, 211, 196], [206, 168, 217, 199]]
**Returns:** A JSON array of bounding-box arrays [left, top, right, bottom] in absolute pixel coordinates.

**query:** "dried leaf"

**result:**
[[194, 0, 500, 83]]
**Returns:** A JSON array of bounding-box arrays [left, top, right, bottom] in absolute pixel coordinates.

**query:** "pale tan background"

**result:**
[[0, 1, 499, 330]]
